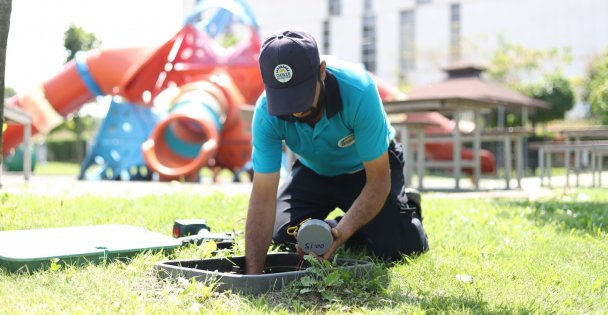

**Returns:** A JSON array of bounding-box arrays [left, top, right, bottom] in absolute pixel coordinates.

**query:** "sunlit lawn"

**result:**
[[0, 188, 606, 314]]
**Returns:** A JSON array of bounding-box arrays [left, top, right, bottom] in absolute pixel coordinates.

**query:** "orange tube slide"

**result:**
[[142, 76, 251, 181], [3, 47, 152, 156], [142, 113, 220, 181]]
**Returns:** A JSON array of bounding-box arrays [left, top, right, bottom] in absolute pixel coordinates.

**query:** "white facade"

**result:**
[[193, 0, 608, 91]]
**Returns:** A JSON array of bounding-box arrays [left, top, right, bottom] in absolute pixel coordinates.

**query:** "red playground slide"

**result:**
[[3, 47, 153, 156]]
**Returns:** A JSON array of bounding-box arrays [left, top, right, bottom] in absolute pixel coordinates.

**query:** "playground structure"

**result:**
[[4, 0, 264, 181], [2, 0, 496, 182]]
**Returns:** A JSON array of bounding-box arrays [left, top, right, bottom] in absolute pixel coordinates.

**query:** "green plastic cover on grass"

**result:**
[[0, 224, 182, 272]]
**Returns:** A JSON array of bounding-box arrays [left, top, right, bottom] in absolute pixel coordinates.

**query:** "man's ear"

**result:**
[[320, 60, 327, 81]]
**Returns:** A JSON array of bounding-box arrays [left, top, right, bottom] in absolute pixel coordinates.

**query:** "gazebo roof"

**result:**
[[386, 63, 550, 111]]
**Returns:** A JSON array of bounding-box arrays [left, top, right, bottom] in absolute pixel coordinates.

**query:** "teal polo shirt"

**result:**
[[252, 62, 395, 176]]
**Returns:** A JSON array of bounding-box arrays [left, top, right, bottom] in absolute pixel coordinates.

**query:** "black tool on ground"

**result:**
[[173, 219, 234, 249]]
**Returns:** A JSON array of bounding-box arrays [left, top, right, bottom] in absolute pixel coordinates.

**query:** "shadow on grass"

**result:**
[[499, 199, 608, 236]]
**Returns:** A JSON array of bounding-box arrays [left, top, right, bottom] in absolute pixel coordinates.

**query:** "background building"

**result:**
[[185, 0, 608, 115]]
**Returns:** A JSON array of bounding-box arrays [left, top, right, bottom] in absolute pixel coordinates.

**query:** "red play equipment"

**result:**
[[404, 112, 496, 174], [4, 47, 153, 153]]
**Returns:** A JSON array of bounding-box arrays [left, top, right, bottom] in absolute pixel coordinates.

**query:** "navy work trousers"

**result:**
[[272, 141, 429, 261]]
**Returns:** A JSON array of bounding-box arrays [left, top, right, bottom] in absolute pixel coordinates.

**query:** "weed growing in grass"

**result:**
[[176, 277, 218, 303], [49, 258, 62, 272], [296, 255, 347, 301], [267, 254, 390, 312]]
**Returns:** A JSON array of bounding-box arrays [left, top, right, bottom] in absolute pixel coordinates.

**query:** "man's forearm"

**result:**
[[245, 203, 276, 274], [244, 172, 280, 274], [337, 179, 390, 241]]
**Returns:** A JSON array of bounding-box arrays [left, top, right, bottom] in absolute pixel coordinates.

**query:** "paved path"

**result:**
[[0, 174, 252, 197], [1, 171, 604, 199]]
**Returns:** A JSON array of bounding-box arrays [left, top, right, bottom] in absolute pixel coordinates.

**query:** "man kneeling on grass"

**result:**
[[245, 29, 429, 274]]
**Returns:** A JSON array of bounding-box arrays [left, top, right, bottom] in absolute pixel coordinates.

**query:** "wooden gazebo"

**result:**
[[384, 63, 550, 190]]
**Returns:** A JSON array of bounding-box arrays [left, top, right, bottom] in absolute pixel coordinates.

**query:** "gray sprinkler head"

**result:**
[[297, 219, 333, 255]]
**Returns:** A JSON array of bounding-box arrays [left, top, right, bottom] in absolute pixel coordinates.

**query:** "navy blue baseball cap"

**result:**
[[259, 30, 321, 116]]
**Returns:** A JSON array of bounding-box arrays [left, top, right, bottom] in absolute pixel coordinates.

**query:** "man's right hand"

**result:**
[[296, 226, 345, 261], [244, 171, 280, 274]]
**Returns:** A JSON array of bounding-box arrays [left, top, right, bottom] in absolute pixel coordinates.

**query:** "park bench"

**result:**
[[534, 140, 608, 188]]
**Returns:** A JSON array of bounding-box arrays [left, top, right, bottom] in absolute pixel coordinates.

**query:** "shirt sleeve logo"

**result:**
[[337, 134, 355, 148], [274, 64, 293, 83]]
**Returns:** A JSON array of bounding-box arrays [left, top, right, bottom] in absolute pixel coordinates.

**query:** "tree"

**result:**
[[0, 0, 12, 169], [63, 24, 100, 162], [64, 24, 101, 63], [524, 75, 575, 124], [487, 39, 575, 127], [4, 86, 15, 98], [588, 50, 608, 124], [487, 39, 572, 89]]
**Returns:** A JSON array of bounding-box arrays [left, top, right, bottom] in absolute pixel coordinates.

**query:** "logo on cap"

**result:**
[[274, 64, 293, 83]]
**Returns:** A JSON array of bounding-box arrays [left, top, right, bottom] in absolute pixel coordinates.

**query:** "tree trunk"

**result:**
[[0, 0, 14, 175]]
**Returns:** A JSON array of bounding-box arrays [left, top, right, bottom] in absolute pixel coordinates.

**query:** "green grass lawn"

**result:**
[[0, 189, 606, 314]]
